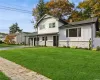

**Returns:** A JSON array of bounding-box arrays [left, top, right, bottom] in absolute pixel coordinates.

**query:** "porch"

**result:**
[[25, 33, 59, 47]]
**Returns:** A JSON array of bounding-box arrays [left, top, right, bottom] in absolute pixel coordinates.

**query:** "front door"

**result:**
[[53, 36, 59, 47], [34, 38, 36, 46]]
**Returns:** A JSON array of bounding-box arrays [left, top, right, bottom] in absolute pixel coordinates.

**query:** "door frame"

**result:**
[[34, 37, 36, 46], [53, 36, 59, 47]]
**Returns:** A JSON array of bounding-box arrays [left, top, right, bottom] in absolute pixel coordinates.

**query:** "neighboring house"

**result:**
[[25, 14, 99, 48], [15, 32, 34, 45], [0, 33, 8, 42]]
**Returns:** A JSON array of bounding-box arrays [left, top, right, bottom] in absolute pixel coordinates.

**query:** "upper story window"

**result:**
[[49, 23, 55, 28], [66, 28, 81, 37], [40, 25, 45, 30]]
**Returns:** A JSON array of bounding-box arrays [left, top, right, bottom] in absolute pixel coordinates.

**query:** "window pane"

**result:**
[[42, 37, 44, 41], [53, 23, 55, 28], [66, 29, 68, 37], [69, 28, 77, 37], [78, 28, 81, 37], [49, 23, 51, 28], [49, 23, 55, 28]]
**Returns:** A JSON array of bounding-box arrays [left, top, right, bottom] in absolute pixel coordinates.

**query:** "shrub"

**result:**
[[84, 48, 89, 50], [63, 46, 66, 48], [97, 46, 100, 51], [89, 38, 92, 50], [66, 46, 70, 48], [0, 40, 3, 44]]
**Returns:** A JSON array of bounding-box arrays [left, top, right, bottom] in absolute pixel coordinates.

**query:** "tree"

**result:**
[[77, 0, 100, 21], [68, 0, 100, 22], [46, 0, 74, 18], [4, 34, 16, 44], [68, 10, 82, 22], [9, 23, 22, 34], [33, 0, 47, 21]]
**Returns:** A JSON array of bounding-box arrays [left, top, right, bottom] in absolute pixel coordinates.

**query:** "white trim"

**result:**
[[66, 27, 81, 38], [59, 40, 89, 42]]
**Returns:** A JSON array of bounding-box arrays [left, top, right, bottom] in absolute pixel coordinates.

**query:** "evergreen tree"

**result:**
[[38, 0, 46, 18], [33, 0, 46, 21], [9, 23, 22, 34]]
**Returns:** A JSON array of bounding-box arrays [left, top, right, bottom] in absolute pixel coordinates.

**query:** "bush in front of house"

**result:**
[[0, 40, 3, 44], [97, 46, 100, 51]]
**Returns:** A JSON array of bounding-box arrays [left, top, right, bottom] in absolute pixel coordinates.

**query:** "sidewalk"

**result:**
[[0, 57, 51, 80]]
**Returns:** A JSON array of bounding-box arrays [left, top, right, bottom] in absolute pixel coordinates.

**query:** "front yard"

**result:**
[[0, 44, 22, 48], [0, 47, 100, 80], [0, 72, 9, 80]]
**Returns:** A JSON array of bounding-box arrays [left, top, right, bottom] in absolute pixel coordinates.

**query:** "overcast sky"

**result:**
[[0, 0, 83, 33]]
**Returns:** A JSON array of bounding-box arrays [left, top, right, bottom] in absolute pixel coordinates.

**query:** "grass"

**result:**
[[0, 72, 10, 80], [0, 44, 22, 48], [0, 47, 100, 80]]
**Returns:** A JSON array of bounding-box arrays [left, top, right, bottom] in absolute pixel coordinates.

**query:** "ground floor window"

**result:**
[[42, 36, 48, 41], [42, 37, 45, 41], [66, 28, 81, 37]]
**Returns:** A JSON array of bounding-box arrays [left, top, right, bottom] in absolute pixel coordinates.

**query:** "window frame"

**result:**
[[42, 37, 45, 41], [49, 22, 55, 28], [66, 28, 81, 37]]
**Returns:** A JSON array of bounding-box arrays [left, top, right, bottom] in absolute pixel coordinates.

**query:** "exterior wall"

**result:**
[[38, 17, 59, 34], [59, 24, 93, 48], [38, 16, 64, 34], [15, 33, 29, 44], [93, 38, 100, 48], [59, 41, 89, 48], [38, 35, 54, 46]]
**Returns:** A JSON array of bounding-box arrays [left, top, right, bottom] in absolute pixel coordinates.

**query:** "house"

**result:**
[[0, 33, 8, 42], [25, 14, 99, 48], [15, 32, 34, 45]]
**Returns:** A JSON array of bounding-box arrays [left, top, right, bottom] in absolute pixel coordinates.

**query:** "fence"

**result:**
[[93, 38, 100, 48]]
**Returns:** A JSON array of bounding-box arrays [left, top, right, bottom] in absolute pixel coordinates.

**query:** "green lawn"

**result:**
[[0, 44, 22, 48], [0, 48, 100, 80], [0, 72, 9, 80]]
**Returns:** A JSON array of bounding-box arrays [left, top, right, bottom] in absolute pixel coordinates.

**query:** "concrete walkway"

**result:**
[[0, 57, 51, 80]]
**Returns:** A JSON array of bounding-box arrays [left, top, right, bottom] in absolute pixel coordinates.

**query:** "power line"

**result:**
[[0, 5, 32, 14], [0, 2, 31, 9]]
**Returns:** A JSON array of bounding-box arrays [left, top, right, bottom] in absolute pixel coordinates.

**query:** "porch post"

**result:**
[[56, 34, 59, 47], [37, 36, 38, 46], [45, 35, 46, 47], [28, 38, 30, 46], [25, 36, 26, 46]]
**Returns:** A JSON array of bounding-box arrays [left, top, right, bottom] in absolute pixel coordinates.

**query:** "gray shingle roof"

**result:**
[[59, 17, 99, 31], [25, 32, 38, 37], [69, 17, 98, 25]]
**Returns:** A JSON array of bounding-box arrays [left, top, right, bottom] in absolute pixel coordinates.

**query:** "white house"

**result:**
[[14, 32, 34, 45], [25, 14, 99, 48]]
